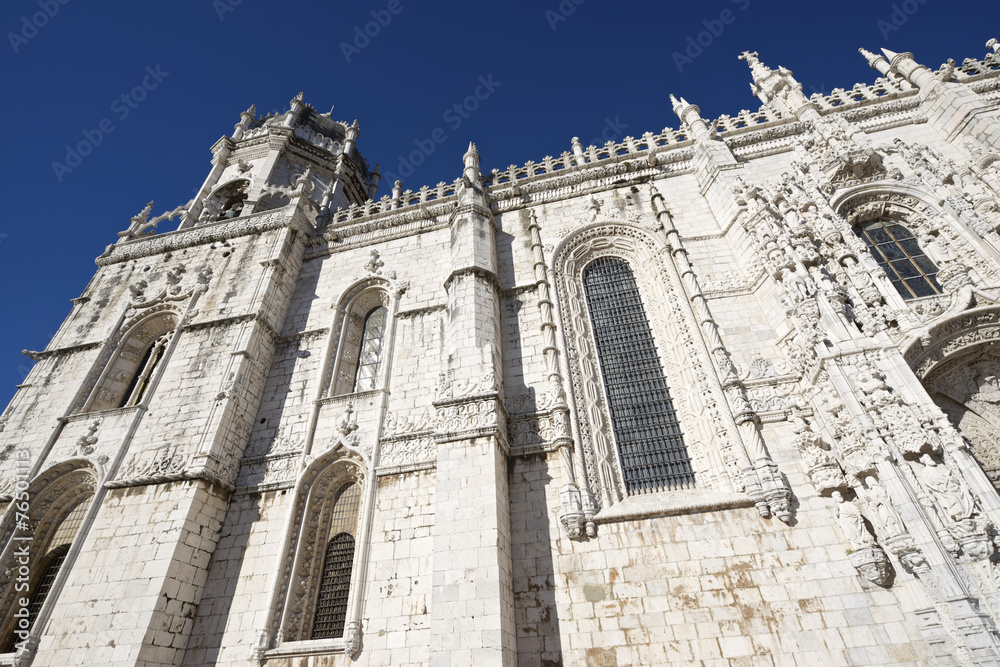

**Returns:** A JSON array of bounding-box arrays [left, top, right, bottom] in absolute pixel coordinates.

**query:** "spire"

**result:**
[[463, 142, 481, 183], [670, 94, 713, 141], [344, 119, 360, 155], [859, 48, 892, 77], [880, 49, 939, 92], [669, 94, 684, 117], [232, 104, 257, 141], [738, 50, 810, 116], [738, 50, 772, 84], [283, 92, 306, 128]]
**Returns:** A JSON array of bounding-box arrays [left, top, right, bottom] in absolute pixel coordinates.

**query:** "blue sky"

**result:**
[[0, 0, 997, 395]]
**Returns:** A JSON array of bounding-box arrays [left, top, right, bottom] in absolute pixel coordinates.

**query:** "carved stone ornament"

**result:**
[[848, 545, 895, 587], [553, 221, 790, 519]]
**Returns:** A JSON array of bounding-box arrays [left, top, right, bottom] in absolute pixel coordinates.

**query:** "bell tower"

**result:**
[[0, 93, 376, 665]]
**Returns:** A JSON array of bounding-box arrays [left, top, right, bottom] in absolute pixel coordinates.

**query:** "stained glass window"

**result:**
[[854, 219, 941, 300]]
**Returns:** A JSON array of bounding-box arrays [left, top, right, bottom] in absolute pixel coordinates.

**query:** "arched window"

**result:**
[[329, 288, 392, 397], [311, 482, 362, 639], [854, 218, 941, 300], [119, 330, 172, 407], [353, 307, 387, 393], [582, 257, 695, 494], [1, 489, 92, 652], [85, 314, 176, 412]]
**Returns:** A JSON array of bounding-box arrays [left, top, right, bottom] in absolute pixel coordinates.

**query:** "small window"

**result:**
[[353, 307, 387, 393], [854, 219, 942, 300], [582, 257, 695, 494]]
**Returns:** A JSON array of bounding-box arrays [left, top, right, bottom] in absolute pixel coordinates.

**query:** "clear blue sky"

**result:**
[[0, 0, 997, 394]]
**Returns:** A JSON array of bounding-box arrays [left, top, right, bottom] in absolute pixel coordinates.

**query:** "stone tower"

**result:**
[[3, 39, 1000, 666]]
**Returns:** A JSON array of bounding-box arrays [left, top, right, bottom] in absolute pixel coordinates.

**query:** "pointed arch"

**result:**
[[83, 309, 179, 412], [262, 447, 372, 658], [0, 462, 98, 652], [323, 276, 400, 397], [551, 222, 751, 511]]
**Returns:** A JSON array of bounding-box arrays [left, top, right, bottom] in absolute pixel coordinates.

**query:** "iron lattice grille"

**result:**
[[311, 482, 362, 640], [353, 306, 388, 392], [26, 546, 70, 625], [854, 219, 941, 300], [582, 257, 695, 494]]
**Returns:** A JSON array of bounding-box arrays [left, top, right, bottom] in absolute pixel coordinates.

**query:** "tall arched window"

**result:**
[[582, 257, 695, 494], [854, 218, 942, 299], [353, 307, 387, 393], [84, 313, 176, 413], [311, 482, 362, 639]]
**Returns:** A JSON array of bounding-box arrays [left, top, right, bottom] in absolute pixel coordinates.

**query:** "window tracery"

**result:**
[[84, 312, 177, 412], [854, 218, 942, 299], [266, 454, 369, 657], [554, 224, 757, 513], [310, 482, 362, 639], [328, 289, 391, 397]]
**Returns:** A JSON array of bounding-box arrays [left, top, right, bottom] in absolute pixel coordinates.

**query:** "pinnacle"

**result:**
[[880, 48, 900, 61]]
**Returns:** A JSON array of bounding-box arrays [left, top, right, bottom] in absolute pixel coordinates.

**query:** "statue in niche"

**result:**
[[914, 453, 975, 531], [859, 475, 904, 537], [970, 364, 1000, 406], [832, 490, 877, 550], [916, 229, 958, 266]]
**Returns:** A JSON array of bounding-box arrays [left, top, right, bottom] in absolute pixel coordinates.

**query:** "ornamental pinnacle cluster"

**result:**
[[3, 39, 1000, 666]]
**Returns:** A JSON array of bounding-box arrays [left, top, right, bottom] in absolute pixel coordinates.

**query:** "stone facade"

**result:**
[[3, 41, 1000, 665]]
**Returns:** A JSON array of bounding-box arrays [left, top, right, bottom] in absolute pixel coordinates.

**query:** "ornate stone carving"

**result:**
[[378, 436, 435, 469]]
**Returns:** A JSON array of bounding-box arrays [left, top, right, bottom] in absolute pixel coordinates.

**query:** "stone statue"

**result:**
[[914, 454, 975, 528], [832, 490, 876, 549], [860, 475, 904, 537]]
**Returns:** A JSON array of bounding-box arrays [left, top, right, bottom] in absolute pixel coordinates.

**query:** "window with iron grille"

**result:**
[[353, 306, 388, 393], [582, 256, 695, 494], [311, 482, 362, 640], [854, 219, 941, 300], [2, 494, 90, 652]]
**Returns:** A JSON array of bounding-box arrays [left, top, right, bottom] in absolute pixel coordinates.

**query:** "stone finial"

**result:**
[[344, 120, 360, 155], [570, 137, 586, 165], [233, 104, 257, 140], [392, 180, 403, 201], [283, 93, 306, 128], [669, 94, 684, 117], [859, 48, 891, 77], [463, 141, 482, 183], [987, 38, 998, 53], [880, 48, 938, 91], [670, 95, 712, 141], [738, 50, 769, 80]]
